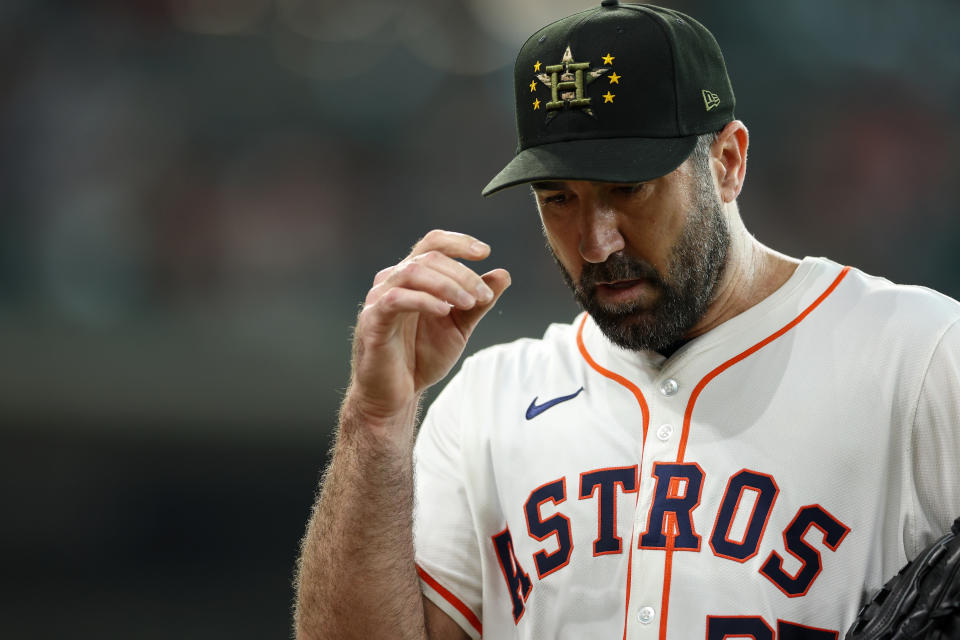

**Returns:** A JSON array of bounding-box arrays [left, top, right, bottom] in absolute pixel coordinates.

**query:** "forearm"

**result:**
[[294, 397, 427, 640], [294, 230, 509, 639]]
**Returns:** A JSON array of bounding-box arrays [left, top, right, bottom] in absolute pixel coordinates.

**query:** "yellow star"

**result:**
[[602, 53, 615, 65], [534, 60, 542, 72], [529, 80, 537, 92], [602, 91, 615, 103], [608, 72, 621, 84], [533, 98, 541, 110]]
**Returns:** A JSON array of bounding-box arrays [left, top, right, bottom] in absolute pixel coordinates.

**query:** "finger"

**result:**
[[362, 287, 452, 325], [410, 229, 491, 262], [412, 250, 495, 302], [366, 260, 482, 310], [371, 251, 495, 307], [372, 265, 394, 287], [372, 237, 490, 288], [374, 251, 491, 295], [451, 268, 511, 338]]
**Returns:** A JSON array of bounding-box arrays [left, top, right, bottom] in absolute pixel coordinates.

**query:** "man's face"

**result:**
[[533, 154, 729, 352]]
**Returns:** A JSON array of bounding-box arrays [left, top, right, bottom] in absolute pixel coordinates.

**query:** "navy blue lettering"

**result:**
[[524, 478, 573, 578], [760, 504, 850, 597], [639, 462, 704, 550], [708, 616, 838, 639], [777, 620, 839, 639], [707, 615, 774, 640], [710, 470, 778, 561], [579, 466, 637, 555], [491, 527, 532, 623]]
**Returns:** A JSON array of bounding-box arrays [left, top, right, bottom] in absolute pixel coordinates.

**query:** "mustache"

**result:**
[[579, 254, 664, 291]]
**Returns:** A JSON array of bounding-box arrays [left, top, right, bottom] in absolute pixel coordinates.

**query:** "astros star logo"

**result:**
[[532, 45, 612, 122]]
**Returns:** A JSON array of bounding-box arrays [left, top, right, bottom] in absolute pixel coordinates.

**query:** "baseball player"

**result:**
[[294, 3, 960, 639]]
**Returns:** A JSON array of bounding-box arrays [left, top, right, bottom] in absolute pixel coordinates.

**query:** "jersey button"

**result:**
[[656, 424, 673, 441], [637, 606, 656, 624], [659, 378, 679, 396]]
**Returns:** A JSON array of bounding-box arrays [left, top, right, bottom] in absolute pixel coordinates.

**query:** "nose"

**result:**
[[578, 202, 625, 263]]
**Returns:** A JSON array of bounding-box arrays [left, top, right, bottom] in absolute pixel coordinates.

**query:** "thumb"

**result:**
[[452, 268, 511, 339]]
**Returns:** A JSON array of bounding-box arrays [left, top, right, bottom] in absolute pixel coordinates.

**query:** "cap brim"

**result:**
[[481, 135, 698, 196]]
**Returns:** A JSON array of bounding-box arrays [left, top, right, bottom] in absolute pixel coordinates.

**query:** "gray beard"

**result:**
[[551, 180, 729, 353]]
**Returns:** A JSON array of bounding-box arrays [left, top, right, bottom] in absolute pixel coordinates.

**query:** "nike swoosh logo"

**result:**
[[525, 387, 584, 420]]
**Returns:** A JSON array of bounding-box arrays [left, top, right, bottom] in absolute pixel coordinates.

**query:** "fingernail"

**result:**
[[456, 290, 475, 307], [471, 241, 489, 254], [477, 283, 494, 302]]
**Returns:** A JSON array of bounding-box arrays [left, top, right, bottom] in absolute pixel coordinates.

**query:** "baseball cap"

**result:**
[[482, 0, 735, 196]]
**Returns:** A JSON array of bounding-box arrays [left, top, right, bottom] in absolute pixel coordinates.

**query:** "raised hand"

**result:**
[[347, 230, 511, 440]]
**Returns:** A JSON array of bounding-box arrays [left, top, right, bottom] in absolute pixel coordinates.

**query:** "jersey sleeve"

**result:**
[[413, 367, 484, 639], [910, 316, 960, 556]]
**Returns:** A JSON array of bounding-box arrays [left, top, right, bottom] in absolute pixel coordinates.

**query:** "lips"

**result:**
[[597, 278, 647, 290], [594, 278, 651, 304]]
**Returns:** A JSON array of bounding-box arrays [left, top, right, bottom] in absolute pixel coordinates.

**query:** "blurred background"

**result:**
[[1, 0, 957, 637]]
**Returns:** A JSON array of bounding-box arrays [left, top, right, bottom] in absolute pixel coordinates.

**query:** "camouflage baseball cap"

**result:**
[[482, 0, 735, 196]]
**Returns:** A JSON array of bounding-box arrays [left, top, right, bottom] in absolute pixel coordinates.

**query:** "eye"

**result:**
[[537, 192, 570, 206], [613, 183, 646, 195]]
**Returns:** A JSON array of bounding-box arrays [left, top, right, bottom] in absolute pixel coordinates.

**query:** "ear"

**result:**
[[712, 120, 749, 203]]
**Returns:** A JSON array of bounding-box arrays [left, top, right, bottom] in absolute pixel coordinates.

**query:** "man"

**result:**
[[294, 2, 960, 638]]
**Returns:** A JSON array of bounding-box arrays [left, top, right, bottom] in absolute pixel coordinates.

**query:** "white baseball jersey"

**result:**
[[412, 256, 960, 639]]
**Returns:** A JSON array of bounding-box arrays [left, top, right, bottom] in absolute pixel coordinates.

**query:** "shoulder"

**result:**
[[810, 258, 960, 334], [798, 259, 960, 395]]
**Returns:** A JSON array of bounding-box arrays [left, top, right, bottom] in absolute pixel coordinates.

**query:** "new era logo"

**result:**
[[702, 89, 720, 111]]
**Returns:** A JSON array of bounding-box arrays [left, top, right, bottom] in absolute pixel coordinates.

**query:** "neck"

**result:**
[[685, 206, 799, 340]]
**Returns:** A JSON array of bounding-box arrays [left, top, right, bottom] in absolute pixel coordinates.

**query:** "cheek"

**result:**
[[623, 201, 688, 265], [541, 223, 583, 279]]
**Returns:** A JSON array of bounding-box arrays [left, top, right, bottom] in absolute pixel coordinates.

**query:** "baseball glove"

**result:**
[[845, 517, 960, 640]]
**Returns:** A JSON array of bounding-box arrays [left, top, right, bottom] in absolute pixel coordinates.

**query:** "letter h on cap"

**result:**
[[545, 58, 591, 111]]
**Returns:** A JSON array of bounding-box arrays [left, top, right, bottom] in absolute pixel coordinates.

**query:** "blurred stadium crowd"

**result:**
[[1, 0, 958, 637]]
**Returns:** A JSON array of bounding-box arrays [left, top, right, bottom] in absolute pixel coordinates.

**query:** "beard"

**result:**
[[551, 170, 729, 353]]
